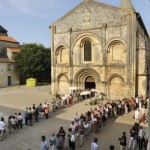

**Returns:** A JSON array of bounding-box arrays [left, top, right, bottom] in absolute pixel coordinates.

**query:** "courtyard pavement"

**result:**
[[0, 85, 148, 150]]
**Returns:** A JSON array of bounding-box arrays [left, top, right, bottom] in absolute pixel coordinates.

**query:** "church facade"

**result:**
[[50, 0, 150, 100]]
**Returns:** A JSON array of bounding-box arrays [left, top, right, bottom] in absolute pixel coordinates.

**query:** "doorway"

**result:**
[[85, 76, 96, 90], [8, 76, 12, 86]]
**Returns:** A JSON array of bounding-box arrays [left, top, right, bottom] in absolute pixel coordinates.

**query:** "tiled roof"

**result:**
[[0, 35, 18, 43], [7, 47, 20, 52], [0, 57, 14, 63]]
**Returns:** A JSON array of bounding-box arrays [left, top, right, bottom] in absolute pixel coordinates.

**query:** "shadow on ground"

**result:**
[[0, 104, 143, 150]]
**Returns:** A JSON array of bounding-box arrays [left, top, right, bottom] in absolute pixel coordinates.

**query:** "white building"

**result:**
[[0, 25, 20, 88]]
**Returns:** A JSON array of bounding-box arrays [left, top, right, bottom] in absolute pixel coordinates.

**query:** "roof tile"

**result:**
[[7, 47, 20, 52], [0, 35, 18, 43]]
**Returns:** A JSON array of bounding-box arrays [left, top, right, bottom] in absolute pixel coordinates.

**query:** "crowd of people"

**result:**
[[0, 112, 24, 141], [0, 100, 52, 141], [0, 91, 150, 150], [0, 92, 89, 142], [41, 127, 66, 150], [40, 95, 150, 150]]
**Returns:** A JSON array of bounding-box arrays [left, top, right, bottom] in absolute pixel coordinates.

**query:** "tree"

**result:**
[[14, 43, 51, 83]]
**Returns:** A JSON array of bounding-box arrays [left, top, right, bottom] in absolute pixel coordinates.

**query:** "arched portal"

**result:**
[[85, 76, 96, 89], [74, 68, 100, 90]]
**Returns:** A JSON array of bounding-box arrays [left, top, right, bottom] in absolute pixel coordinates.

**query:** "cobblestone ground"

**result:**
[[0, 85, 148, 150]]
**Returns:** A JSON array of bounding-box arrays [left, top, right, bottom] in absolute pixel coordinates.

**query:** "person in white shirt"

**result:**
[[134, 109, 141, 124], [91, 138, 99, 150], [135, 96, 139, 109], [83, 121, 90, 137], [17, 113, 23, 129], [70, 121, 76, 133], [11, 116, 17, 133], [91, 115, 98, 133], [41, 135, 49, 150], [43, 99, 48, 109], [139, 96, 143, 110], [146, 97, 149, 109], [0, 117, 6, 141], [74, 112, 80, 122]]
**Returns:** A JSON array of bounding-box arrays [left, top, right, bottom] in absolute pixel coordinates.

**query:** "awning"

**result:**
[[91, 89, 98, 92], [80, 91, 91, 96], [62, 96, 66, 100]]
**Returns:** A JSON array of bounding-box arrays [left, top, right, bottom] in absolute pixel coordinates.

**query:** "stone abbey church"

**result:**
[[50, 0, 150, 100]]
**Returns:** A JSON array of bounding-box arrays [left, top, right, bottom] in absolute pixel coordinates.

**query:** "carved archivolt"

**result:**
[[72, 33, 102, 64], [57, 73, 69, 82], [74, 68, 100, 84], [71, 32, 102, 50], [107, 74, 125, 85], [80, 37, 93, 47], [55, 44, 69, 64], [106, 38, 127, 64]]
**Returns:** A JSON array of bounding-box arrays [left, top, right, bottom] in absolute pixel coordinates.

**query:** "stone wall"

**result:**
[[0, 41, 19, 48], [51, 1, 150, 99], [0, 37, 20, 88], [0, 62, 19, 87], [136, 17, 150, 96]]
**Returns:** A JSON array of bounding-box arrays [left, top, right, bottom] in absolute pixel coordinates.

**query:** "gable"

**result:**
[[53, 1, 129, 33]]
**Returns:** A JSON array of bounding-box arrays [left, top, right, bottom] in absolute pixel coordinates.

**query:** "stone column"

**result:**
[[102, 23, 107, 96], [126, 11, 136, 98], [69, 28, 73, 87], [50, 24, 56, 94]]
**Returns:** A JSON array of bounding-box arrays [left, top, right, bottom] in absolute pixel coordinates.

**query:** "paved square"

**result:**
[[0, 85, 148, 150]]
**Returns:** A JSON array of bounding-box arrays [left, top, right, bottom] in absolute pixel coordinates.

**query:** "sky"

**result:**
[[0, 0, 150, 48]]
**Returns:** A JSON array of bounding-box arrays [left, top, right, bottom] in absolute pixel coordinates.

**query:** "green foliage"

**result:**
[[14, 43, 51, 82], [55, 93, 60, 98], [89, 100, 97, 106], [84, 103, 88, 106]]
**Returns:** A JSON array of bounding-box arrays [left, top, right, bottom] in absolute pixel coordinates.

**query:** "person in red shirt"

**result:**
[[130, 98, 135, 111]]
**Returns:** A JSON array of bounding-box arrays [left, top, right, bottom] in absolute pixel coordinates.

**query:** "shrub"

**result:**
[[55, 93, 60, 98], [89, 100, 97, 106]]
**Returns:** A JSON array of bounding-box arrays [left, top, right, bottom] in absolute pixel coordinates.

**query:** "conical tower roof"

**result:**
[[119, 0, 135, 11]]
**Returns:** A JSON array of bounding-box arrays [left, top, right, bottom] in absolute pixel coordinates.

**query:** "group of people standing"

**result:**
[[0, 112, 23, 141], [40, 95, 150, 150], [118, 95, 149, 150], [127, 123, 148, 150], [0, 99, 51, 142], [66, 95, 150, 150], [133, 96, 149, 125], [41, 126, 66, 150], [24, 100, 51, 127], [1, 93, 150, 150]]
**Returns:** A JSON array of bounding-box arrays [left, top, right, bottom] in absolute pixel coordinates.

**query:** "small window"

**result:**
[[8, 64, 11, 71], [84, 41, 92, 61]]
